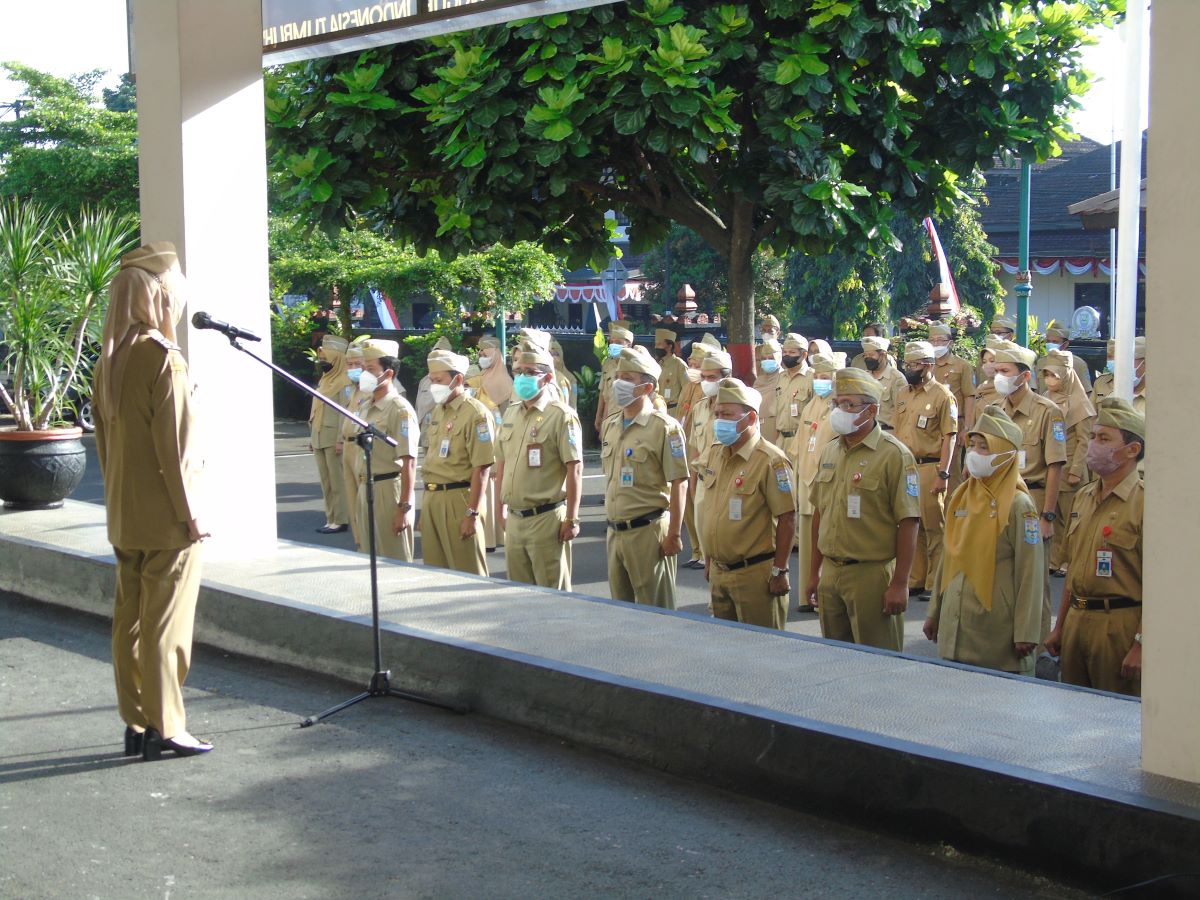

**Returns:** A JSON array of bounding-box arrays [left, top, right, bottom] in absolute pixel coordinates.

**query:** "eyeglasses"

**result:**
[[831, 400, 872, 413]]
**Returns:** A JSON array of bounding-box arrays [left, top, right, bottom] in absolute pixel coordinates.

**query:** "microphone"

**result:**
[[191, 311, 262, 343]]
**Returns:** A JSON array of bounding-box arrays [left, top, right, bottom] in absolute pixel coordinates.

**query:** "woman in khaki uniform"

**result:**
[[795, 352, 841, 611], [94, 241, 211, 759], [678, 339, 713, 568], [310, 334, 352, 534], [923, 405, 1045, 675], [467, 335, 513, 550], [1038, 350, 1095, 575], [755, 339, 782, 444], [340, 341, 368, 551], [549, 337, 578, 408]]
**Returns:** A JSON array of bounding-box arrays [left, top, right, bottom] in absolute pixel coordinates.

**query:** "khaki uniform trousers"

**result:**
[[357, 477, 413, 563], [683, 489, 701, 562], [909, 463, 945, 591], [798, 512, 816, 597], [710, 560, 786, 630], [112, 543, 202, 738], [481, 475, 503, 550], [341, 444, 361, 551], [422, 487, 488, 576], [505, 505, 572, 591], [1049, 486, 1078, 571], [1060, 605, 1140, 697], [1027, 486, 1054, 640], [607, 516, 677, 609], [818, 558, 904, 652], [314, 444, 347, 525]]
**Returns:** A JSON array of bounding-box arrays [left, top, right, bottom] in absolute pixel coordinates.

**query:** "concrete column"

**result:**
[[1142, 1, 1200, 782], [132, 0, 277, 554]]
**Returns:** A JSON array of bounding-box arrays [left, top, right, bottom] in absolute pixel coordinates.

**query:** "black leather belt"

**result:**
[[778, 430, 796, 438], [825, 557, 861, 566], [607, 509, 665, 531], [369, 472, 398, 482], [713, 551, 775, 572], [425, 481, 470, 492], [880, 423, 893, 431], [916, 456, 941, 465], [512, 500, 564, 518], [1072, 596, 1139, 611], [1026, 481, 1045, 490]]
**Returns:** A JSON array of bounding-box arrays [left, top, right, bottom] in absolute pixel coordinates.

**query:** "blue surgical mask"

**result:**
[[513, 373, 541, 401], [1045, 343, 1061, 354], [714, 412, 750, 446], [813, 378, 833, 397], [608, 344, 623, 359], [347, 368, 362, 384], [760, 359, 779, 374], [1105, 360, 1115, 374]]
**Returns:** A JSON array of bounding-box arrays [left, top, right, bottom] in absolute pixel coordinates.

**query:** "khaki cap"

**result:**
[[689, 341, 713, 363], [515, 345, 554, 368], [781, 332, 807, 352], [361, 338, 399, 360], [655, 328, 678, 344], [992, 315, 1017, 332], [757, 339, 782, 360], [927, 322, 952, 338], [427, 348, 469, 374], [700, 333, 723, 350], [321, 334, 349, 353], [1037, 349, 1073, 373], [861, 335, 890, 352], [345, 343, 364, 361], [478, 335, 502, 351], [609, 326, 634, 345], [1096, 396, 1146, 439], [1044, 325, 1069, 342], [433, 336, 452, 351], [517, 328, 551, 352], [809, 352, 839, 374], [616, 345, 661, 379], [835, 367, 883, 402], [716, 377, 762, 413], [761, 315, 780, 330], [701, 350, 733, 373], [904, 340, 936, 363], [993, 345, 1037, 368], [969, 404, 1023, 450], [984, 334, 1009, 351]]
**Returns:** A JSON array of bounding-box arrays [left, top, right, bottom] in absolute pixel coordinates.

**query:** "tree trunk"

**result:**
[[726, 204, 757, 382]]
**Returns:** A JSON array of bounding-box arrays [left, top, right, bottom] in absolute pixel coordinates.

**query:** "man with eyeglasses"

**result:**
[[806, 368, 921, 652]]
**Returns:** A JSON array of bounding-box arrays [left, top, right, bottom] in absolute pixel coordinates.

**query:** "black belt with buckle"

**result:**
[[512, 500, 564, 519], [916, 456, 941, 465], [825, 557, 862, 566], [778, 430, 796, 438], [366, 471, 398, 483], [1026, 481, 1045, 490], [1072, 596, 1139, 611], [607, 509, 665, 532], [713, 551, 775, 572], [425, 481, 471, 492]]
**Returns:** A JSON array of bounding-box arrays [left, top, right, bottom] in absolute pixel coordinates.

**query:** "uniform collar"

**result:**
[[445, 390, 469, 412], [523, 389, 553, 413], [841, 423, 883, 450], [1006, 386, 1037, 417], [726, 429, 761, 461], [1108, 467, 1142, 501], [369, 383, 399, 410], [626, 401, 655, 427]]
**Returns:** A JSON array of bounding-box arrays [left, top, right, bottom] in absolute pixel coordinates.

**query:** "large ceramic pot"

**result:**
[[0, 427, 88, 510]]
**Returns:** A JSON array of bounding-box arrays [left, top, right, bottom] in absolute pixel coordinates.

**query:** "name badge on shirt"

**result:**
[[1018, 449, 1027, 470], [620, 465, 634, 488], [847, 495, 862, 519], [917, 415, 929, 428], [807, 434, 817, 452], [728, 496, 743, 521], [790, 402, 800, 418], [1096, 549, 1114, 578], [439, 438, 451, 458], [527, 444, 542, 468], [664, 388, 672, 399]]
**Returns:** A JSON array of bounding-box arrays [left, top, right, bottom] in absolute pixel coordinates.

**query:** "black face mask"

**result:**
[[864, 357, 881, 372], [651, 347, 667, 361], [319, 361, 334, 373], [781, 355, 801, 369], [904, 368, 925, 386]]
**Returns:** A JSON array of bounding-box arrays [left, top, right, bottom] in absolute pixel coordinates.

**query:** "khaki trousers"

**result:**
[[1050, 486, 1078, 571], [607, 516, 677, 609], [798, 511, 815, 599], [314, 444, 347, 525], [421, 487, 488, 576], [505, 504, 572, 591], [909, 463, 945, 591], [1060, 605, 1141, 697], [341, 444, 362, 551], [817, 558, 903, 652], [1027, 486, 1053, 640], [112, 543, 202, 738], [710, 560, 786, 630], [683, 489, 701, 562], [481, 475, 503, 549], [357, 477, 413, 563]]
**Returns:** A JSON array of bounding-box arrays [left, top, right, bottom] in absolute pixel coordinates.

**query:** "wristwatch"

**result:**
[[1134, 632, 1143, 645], [397, 502, 412, 512], [770, 566, 787, 578], [1041, 511, 1057, 522], [936, 470, 951, 480], [465, 508, 479, 517]]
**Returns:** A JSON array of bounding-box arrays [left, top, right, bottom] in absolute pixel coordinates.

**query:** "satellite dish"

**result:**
[[1070, 306, 1101, 339]]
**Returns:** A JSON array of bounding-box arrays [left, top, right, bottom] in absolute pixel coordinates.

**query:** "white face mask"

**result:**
[[829, 405, 870, 436], [478, 354, 494, 370], [700, 380, 720, 398], [993, 373, 1022, 396], [358, 370, 380, 394], [430, 383, 453, 406], [965, 449, 1014, 479], [612, 379, 641, 409], [932, 345, 949, 359], [686, 367, 702, 384]]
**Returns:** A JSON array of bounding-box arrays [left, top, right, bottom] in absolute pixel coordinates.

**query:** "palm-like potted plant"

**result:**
[[0, 198, 135, 508]]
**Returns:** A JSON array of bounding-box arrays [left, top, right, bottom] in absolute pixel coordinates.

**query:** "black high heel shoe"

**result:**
[[142, 728, 214, 760], [124, 726, 145, 757]]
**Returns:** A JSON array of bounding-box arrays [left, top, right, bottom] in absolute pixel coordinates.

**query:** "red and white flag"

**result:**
[[923, 217, 960, 313]]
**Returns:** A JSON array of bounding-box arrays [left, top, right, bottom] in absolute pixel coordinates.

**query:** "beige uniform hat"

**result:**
[[861, 335, 890, 352], [689, 341, 713, 363], [701, 350, 733, 373], [515, 344, 554, 368], [321, 334, 349, 353], [655, 328, 678, 344], [361, 338, 400, 361], [432, 336, 452, 351], [992, 345, 1037, 368], [927, 323, 952, 338], [1037, 349, 1073, 374], [517, 328, 552, 352], [1044, 325, 1069, 342], [700, 333, 723, 351], [992, 315, 1017, 332], [969, 404, 1024, 450], [761, 314, 781, 330], [478, 335, 502, 351], [616, 345, 661, 379], [835, 367, 883, 401], [609, 326, 634, 345], [427, 348, 469, 374], [904, 340, 936, 363], [1096, 396, 1146, 439], [781, 332, 808, 352], [757, 338, 782, 360], [716, 377, 762, 413], [808, 352, 840, 374], [345, 343, 364, 361]]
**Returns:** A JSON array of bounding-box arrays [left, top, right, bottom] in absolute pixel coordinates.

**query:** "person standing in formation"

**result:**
[[928, 322, 975, 495], [772, 333, 813, 456], [678, 337, 714, 569], [859, 335, 906, 430], [794, 351, 841, 612], [594, 321, 634, 433], [698, 379, 795, 630], [1042, 325, 1093, 390], [467, 335, 513, 552], [421, 348, 496, 576], [496, 337, 584, 591], [923, 404, 1045, 675], [654, 328, 690, 418], [1037, 350, 1095, 576], [849, 323, 889, 370], [688, 349, 732, 563], [549, 337, 578, 408], [601, 346, 689, 608], [341, 340, 368, 551], [310, 334, 353, 535], [760, 314, 781, 344], [755, 338, 783, 444], [94, 241, 212, 759]]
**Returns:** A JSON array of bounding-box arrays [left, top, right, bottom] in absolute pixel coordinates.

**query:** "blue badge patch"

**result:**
[[1024, 516, 1042, 545], [669, 433, 685, 459], [567, 424, 579, 448], [906, 472, 919, 497], [775, 466, 792, 493], [1052, 420, 1066, 442], [476, 421, 492, 443], [400, 417, 410, 437], [949, 403, 959, 422]]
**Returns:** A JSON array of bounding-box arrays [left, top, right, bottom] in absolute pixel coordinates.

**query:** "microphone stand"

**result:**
[[211, 333, 462, 725]]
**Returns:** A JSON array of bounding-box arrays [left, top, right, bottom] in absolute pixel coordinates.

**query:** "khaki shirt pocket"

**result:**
[[600, 441, 615, 477]]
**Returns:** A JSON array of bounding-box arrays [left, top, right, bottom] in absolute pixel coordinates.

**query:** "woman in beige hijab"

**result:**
[[93, 241, 212, 759]]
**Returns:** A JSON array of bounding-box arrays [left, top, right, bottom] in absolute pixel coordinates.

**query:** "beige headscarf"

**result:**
[[476, 335, 513, 405], [311, 336, 352, 431], [1038, 351, 1094, 429], [96, 242, 187, 421]]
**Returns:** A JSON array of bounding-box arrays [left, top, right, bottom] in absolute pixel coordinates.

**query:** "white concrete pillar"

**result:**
[[1142, 1, 1200, 782], [132, 0, 277, 554]]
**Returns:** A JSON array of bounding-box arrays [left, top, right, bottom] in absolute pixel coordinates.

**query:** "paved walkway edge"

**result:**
[[2, 522, 1198, 892]]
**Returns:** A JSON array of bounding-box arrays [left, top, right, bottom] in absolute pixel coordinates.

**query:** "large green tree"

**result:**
[[267, 0, 1120, 375], [0, 64, 139, 217]]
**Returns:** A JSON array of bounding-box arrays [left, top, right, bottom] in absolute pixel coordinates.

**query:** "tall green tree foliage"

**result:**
[[267, 0, 1119, 371], [0, 64, 139, 217]]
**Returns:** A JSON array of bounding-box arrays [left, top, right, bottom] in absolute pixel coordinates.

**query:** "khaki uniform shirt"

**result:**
[[601, 406, 689, 521], [796, 393, 837, 516], [311, 379, 354, 450], [774, 367, 813, 435], [894, 379, 958, 461], [498, 389, 583, 508], [658, 354, 689, 414], [94, 332, 200, 550], [466, 374, 509, 430], [933, 353, 975, 430], [686, 394, 716, 464], [1091, 372, 1114, 406], [423, 392, 496, 483], [971, 379, 1001, 428], [1002, 388, 1068, 486], [340, 387, 371, 443], [677, 378, 704, 428], [597, 356, 619, 419], [812, 426, 921, 562], [554, 368, 578, 409], [755, 370, 781, 441], [697, 432, 794, 564], [355, 388, 418, 479], [873, 365, 908, 429], [1065, 469, 1143, 603]]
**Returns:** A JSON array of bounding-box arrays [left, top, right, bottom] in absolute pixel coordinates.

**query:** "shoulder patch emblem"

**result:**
[[948, 403, 959, 422], [906, 471, 919, 497], [1052, 420, 1066, 442], [1024, 516, 1042, 545], [476, 421, 492, 443], [669, 433, 685, 459], [775, 466, 792, 493]]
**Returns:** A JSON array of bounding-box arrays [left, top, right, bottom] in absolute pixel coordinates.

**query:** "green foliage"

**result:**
[[575, 363, 600, 424], [268, 298, 321, 417], [266, 0, 1120, 347], [0, 199, 137, 429], [0, 64, 139, 218]]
